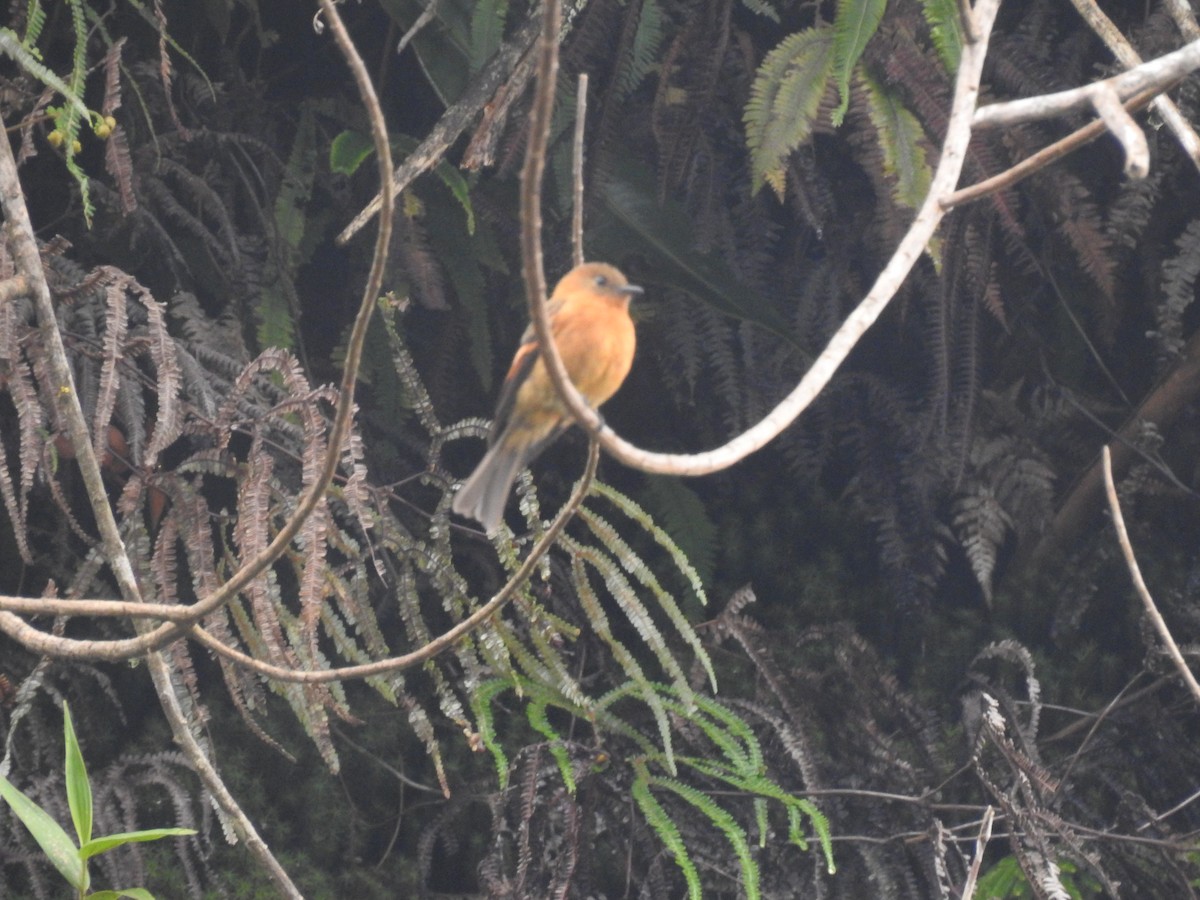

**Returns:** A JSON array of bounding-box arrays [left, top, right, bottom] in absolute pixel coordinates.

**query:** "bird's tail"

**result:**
[[451, 437, 532, 534]]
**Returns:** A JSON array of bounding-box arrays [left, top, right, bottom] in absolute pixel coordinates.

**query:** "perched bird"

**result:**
[[452, 262, 641, 533]]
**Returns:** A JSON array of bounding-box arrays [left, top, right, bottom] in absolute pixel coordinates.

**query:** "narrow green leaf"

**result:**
[[0, 775, 85, 889], [830, 0, 886, 126], [63, 703, 93, 847], [85, 889, 154, 900], [650, 774, 760, 899], [78, 828, 197, 861], [329, 130, 375, 176]]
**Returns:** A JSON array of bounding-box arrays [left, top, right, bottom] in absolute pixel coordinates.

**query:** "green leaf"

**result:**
[[744, 26, 836, 198], [861, 71, 932, 211], [921, 0, 961, 72], [830, 0, 886, 126], [614, 0, 667, 101], [592, 163, 802, 348], [258, 105, 318, 350], [63, 703, 93, 847], [329, 130, 375, 176], [631, 762, 702, 899], [468, 0, 507, 72], [78, 828, 197, 861], [0, 774, 86, 889], [85, 889, 154, 900]]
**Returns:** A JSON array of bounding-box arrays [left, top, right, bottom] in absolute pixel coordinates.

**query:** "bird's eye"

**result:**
[[593, 274, 608, 287]]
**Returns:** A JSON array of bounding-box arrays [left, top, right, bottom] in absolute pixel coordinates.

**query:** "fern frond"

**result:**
[[861, 71, 931, 212], [830, 0, 886, 127], [1158, 217, 1200, 360], [920, 0, 961, 71], [641, 765, 761, 899], [614, 0, 665, 102], [570, 553, 677, 773], [631, 761, 703, 900], [745, 26, 835, 197]]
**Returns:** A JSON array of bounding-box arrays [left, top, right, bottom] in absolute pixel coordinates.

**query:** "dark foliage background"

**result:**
[[4, 0, 1200, 896]]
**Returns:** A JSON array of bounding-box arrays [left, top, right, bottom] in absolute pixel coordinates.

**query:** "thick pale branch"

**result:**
[[973, 38, 1200, 129], [524, 0, 1002, 477], [1066, 0, 1200, 169], [1090, 84, 1149, 178], [944, 83, 1167, 209]]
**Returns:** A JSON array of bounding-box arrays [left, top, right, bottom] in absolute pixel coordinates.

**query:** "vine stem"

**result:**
[[1101, 446, 1200, 705]]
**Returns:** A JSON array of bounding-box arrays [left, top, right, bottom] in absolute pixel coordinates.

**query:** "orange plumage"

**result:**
[[452, 262, 640, 533]]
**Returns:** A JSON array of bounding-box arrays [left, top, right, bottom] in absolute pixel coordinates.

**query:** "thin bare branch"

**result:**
[[572, 73, 588, 267], [1101, 446, 1200, 705], [337, 12, 541, 245], [961, 805, 995, 900]]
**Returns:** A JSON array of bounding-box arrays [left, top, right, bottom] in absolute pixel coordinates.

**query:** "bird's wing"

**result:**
[[488, 296, 567, 446]]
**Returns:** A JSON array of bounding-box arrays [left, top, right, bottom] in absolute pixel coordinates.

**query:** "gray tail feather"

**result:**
[[451, 440, 529, 533]]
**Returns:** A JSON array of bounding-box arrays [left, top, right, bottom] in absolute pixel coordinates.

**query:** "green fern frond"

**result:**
[[615, 0, 666, 101], [830, 0, 886, 127], [526, 698, 575, 793], [579, 500, 716, 690], [22, 0, 46, 49], [861, 71, 932, 212], [635, 475, 718, 590], [567, 524, 694, 700], [744, 26, 835, 198], [643, 769, 761, 899], [471, 679, 515, 789], [570, 554, 677, 773], [589, 482, 707, 612], [631, 762, 703, 900], [468, 0, 508, 71], [739, 0, 780, 23], [0, 32, 79, 106], [921, 0, 961, 71]]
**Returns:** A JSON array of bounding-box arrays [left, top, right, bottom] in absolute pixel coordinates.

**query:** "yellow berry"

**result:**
[[104, 115, 116, 130], [94, 122, 112, 139], [47, 129, 64, 147], [71, 140, 82, 154]]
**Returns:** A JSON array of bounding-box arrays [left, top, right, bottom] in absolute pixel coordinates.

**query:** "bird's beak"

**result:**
[[621, 284, 644, 296]]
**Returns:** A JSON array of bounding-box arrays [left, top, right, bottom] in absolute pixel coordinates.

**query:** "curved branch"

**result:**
[[1101, 447, 1200, 705], [522, 0, 1002, 477]]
